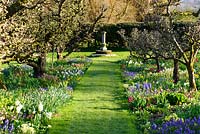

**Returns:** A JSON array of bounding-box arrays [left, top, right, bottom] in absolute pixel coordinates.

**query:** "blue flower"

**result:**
[[135, 83, 140, 89], [124, 71, 136, 77], [148, 83, 152, 89], [4, 119, 9, 126], [150, 116, 200, 134], [39, 87, 48, 91], [174, 128, 182, 134], [8, 123, 14, 132], [67, 86, 73, 91], [151, 123, 157, 130], [143, 83, 150, 90]]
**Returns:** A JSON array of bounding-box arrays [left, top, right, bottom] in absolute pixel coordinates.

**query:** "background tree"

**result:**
[[1, 0, 55, 77], [87, 0, 137, 23], [119, 28, 163, 72], [131, 0, 152, 22], [150, 0, 200, 90], [1, 0, 106, 77], [119, 0, 200, 89]]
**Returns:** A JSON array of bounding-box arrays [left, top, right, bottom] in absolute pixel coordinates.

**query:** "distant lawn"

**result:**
[[0, 51, 130, 70], [47, 51, 130, 62]]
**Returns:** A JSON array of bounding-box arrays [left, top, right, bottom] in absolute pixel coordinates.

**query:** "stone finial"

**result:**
[[102, 31, 107, 44], [101, 31, 107, 51]]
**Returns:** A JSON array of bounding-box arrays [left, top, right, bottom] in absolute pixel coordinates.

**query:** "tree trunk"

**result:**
[[173, 59, 179, 84], [0, 80, 7, 90], [186, 63, 197, 91], [155, 58, 160, 72], [57, 47, 63, 60], [33, 53, 46, 78]]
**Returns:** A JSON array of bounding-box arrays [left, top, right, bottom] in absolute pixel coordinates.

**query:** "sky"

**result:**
[[178, 0, 200, 11]]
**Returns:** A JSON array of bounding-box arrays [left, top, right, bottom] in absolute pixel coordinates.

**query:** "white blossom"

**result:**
[[15, 100, 21, 106], [16, 104, 23, 113], [38, 102, 43, 112], [45, 112, 52, 119]]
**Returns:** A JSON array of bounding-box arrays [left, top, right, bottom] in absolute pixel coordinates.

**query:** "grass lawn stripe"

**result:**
[[49, 55, 139, 134]]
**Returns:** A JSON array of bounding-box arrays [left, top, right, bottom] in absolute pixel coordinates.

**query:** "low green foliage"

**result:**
[[166, 92, 187, 105], [0, 56, 91, 133], [121, 56, 200, 133]]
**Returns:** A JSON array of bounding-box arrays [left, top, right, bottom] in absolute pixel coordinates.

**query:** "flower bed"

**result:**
[[121, 58, 200, 133], [0, 57, 92, 133]]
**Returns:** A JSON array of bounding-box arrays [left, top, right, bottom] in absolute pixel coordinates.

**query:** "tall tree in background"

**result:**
[[87, 0, 137, 23], [132, 0, 152, 21]]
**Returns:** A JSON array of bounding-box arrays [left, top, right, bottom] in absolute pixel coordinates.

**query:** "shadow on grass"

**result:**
[[92, 107, 125, 111]]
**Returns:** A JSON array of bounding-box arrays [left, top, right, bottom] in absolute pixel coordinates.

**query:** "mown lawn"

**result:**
[[49, 51, 140, 134]]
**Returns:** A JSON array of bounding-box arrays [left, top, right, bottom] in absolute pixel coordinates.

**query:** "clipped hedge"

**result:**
[[91, 22, 196, 49], [92, 22, 147, 49]]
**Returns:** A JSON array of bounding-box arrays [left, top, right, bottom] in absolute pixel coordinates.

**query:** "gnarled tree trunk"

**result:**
[[33, 53, 46, 78], [155, 57, 160, 72], [0, 80, 7, 90], [173, 59, 179, 84], [186, 62, 197, 91], [56, 47, 63, 60]]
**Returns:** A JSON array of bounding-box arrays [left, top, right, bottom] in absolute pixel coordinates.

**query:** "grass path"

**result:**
[[49, 55, 139, 134]]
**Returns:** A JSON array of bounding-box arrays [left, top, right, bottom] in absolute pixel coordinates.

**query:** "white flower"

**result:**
[[21, 124, 35, 134], [32, 110, 36, 114], [184, 82, 189, 86], [48, 125, 52, 128], [9, 106, 14, 110], [45, 112, 52, 119], [128, 60, 133, 64], [38, 102, 43, 112], [16, 104, 23, 113], [15, 100, 21, 106], [21, 123, 28, 128]]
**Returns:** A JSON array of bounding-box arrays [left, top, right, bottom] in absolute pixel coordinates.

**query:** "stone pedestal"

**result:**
[[96, 50, 112, 54], [92, 31, 116, 57]]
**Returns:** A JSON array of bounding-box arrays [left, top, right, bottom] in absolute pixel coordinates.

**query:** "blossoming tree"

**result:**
[[0, 0, 104, 78]]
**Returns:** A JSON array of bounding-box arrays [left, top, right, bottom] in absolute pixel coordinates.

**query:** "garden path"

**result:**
[[49, 56, 138, 134]]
